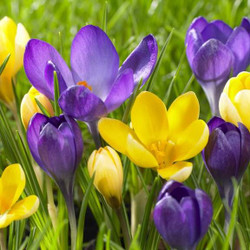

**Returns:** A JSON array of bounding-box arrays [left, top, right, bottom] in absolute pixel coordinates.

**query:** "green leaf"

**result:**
[[0, 54, 10, 75]]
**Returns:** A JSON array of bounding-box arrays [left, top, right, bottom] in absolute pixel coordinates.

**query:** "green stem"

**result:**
[[0, 229, 6, 250], [87, 120, 102, 149], [116, 206, 131, 249]]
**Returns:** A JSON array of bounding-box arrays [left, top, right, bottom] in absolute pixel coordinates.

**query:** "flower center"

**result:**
[[149, 140, 175, 168], [77, 81, 92, 91]]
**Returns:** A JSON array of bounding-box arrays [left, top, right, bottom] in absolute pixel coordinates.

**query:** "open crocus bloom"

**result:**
[[0, 16, 30, 108], [98, 91, 209, 182], [219, 71, 250, 130], [185, 16, 250, 115], [24, 25, 157, 122], [0, 164, 39, 228]]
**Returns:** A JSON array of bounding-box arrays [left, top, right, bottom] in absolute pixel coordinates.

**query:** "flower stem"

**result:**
[[116, 205, 131, 249], [0, 229, 6, 250], [87, 120, 101, 149]]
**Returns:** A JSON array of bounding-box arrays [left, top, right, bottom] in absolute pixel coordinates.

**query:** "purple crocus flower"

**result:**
[[185, 16, 250, 115], [27, 113, 83, 194], [24, 25, 158, 122], [153, 181, 213, 250], [202, 117, 250, 206]]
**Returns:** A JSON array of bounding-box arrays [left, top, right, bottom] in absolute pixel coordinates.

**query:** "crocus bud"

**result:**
[[0, 16, 30, 108], [88, 146, 123, 209], [219, 71, 250, 130], [153, 180, 213, 250], [20, 87, 54, 129], [185, 16, 250, 115], [202, 117, 250, 205], [27, 113, 83, 195]]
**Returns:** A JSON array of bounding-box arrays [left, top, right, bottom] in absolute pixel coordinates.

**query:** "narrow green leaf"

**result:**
[[129, 224, 141, 250], [53, 71, 60, 116], [102, 1, 108, 33], [96, 223, 106, 250], [35, 98, 51, 117], [0, 54, 10, 75]]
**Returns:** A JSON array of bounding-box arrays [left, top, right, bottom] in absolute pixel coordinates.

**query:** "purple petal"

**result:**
[[58, 86, 107, 122], [194, 189, 213, 238], [104, 69, 134, 112], [226, 27, 250, 75], [185, 16, 208, 43], [192, 39, 233, 83], [70, 25, 119, 101], [118, 34, 158, 86], [153, 196, 190, 249], [204, 129, 237, 189], [240, 17, 250, 34], [211, 20, 233, 41], [201, 23, 230, 44], [238, 123, 250, 180], [24, 39, 74, 99], [186, 29, 204, 65], [157, 180, 183, 201], [207, 116, 225, 134], [27, 113, 49, 173], [180, 197, 200, 247], [38, 122, 76, 181]]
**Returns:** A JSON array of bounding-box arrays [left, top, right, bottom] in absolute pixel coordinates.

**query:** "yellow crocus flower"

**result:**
[[0, 16, 30, 108], [20, 87, 54, 129], [0, 164, 39, 228], [219, 71, 250, 130], [88, 146, 123, 208], [98, 91, 209, 182]]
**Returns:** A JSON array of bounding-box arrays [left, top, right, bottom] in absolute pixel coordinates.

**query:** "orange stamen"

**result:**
[[77, 81, 92, 91]]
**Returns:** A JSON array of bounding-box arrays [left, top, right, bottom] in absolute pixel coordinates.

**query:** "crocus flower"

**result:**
[[219, 71, 250, 130], [27, 113, 83, 195], [0, 164, 39, 228], [98, 91, 209, 182], [202, 116, 250, 205], [153, 180, 213, 250], [20, 86, 54, 129], [0, 16, 30, 109], [88, 146, 123, 209], [24, 25, 158, 123], [185, 16, 250, 115]]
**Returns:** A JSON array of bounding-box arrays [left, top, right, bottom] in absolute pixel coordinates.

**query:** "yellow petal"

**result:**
[[244, 75, 250, 89], [13, 23, 30, 75], [219, 92, 242, 126], [98, 118, 133, 155], [88, 147, 123, 208], [7, 195, 39, 220], [227, 77, 245, 101], [174, 120, 209, 161], [168, 91, 199, 139], [131, 91, 168, 147], [0, 17, 17, 43], [234, 90, 250, 130], [0, 164, 25, 214], [157, 161, 193, 182], [237, 71, 250, 84], [0, 75, 14, 106], [126, 133, 158, 168]]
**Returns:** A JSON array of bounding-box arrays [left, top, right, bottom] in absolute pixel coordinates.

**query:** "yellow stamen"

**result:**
[[77, 81, 92, 91]]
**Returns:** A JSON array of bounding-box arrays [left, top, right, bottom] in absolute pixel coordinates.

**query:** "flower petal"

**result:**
[[131, 91, 168, 147], [71, 25, 119, 100], [201, 23, 229, 43], [13, 23, 30, 75], [59, 86, 107, 122], [185, 16, 208, 43], [211, 20, 233, 40], [174, 120, 209, 161], [157, 161, 193, 182], [234, 90, 250, 129], [207, 116, 225, 134], [126, 133, 158, 168], [168, 92, 199, 140], [98, 118, 133, 155], [104, 69, 134, 112], [0, 164, 25, 214], [219, 92, 242, 126], [226, 27, 250, 75], [27, 113, 49, 172], [118, 34, 158, 86], [192, 39, 233, 83], [240, 17, 250, 34], [186, 29, 203, 65], [24, 39, 74, 99], [7, 195, 39, 220]]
